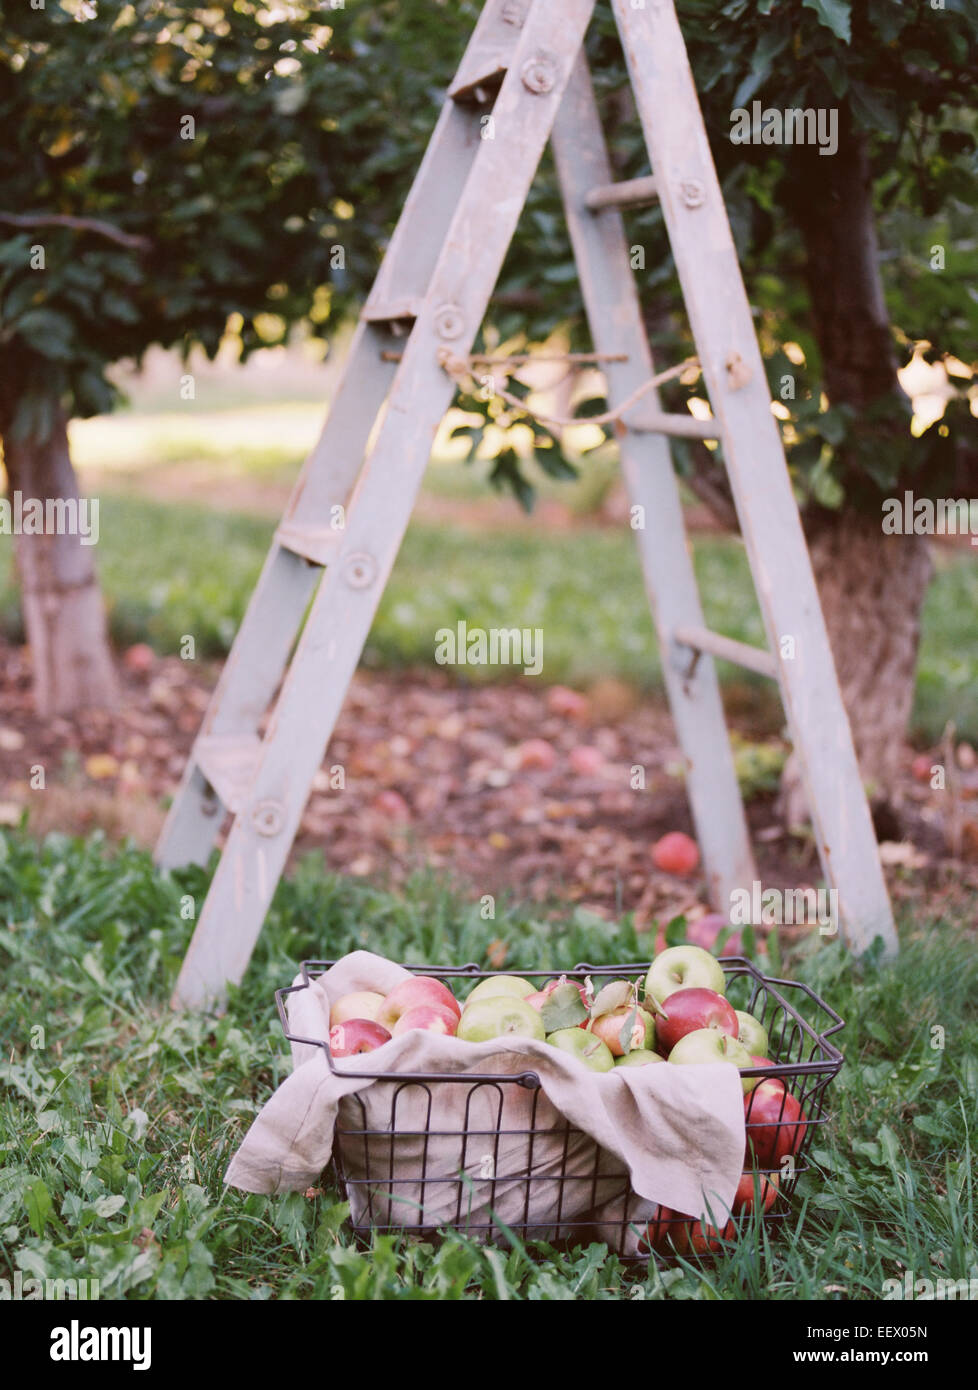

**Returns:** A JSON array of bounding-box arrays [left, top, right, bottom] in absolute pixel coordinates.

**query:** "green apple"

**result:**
[[735, 1009, 769, 1058], [547, 1028, 615, 1072], [644, 945, 726, 1010], [667, 1027, 755, 1092], [457, 996, 545, 1043], [614, 1049, 666, 1067], [465, 975, 536, 1006]]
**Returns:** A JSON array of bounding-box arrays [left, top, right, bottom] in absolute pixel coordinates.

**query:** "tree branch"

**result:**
[[0, 213, 150, 251]]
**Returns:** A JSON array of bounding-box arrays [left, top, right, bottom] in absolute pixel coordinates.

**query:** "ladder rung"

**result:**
[[275, 521, 342, 567], [449, 63, 507, 103], [361, 297, 422, 324], [195, 734, 262, 814], [673, 625, 778, 680], [585, 175, 658, 212], [631, 410, 719, 441]]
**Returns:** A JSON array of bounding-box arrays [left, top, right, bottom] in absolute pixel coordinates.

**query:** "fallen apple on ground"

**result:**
[[329, 1019, 392, 1057], [654, 987, 738, 1054], [547, 1027, 615, 1072], [329, 990, 386, 1028], [377, 976, 461, 1031], [734, 1010, 769, 1057], [457, 996, 546, 1043], [391, 1004, 458, 1037], [645, 944, 726, 1010], [651, 831, 700, 876]]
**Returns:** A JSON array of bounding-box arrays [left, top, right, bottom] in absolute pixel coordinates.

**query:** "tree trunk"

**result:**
[[0, 401, 118, 714], [778, 114, 930, 825]]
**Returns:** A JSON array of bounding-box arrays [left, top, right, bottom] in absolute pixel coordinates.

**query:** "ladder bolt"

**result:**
[[434, 303, 465, 340], [343, 551, 378, 589], [251, 800, 285, 837], [521, 53, 558, 94], [680, 178, 705, 209]]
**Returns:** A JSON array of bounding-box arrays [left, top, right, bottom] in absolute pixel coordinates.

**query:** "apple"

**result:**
[[457, 997, 545, 1043], [672, 1217, 736, 1255], [329, 990, 386, 1028], [329, 1019, 392, 1057], [517, 738, 557, 771], [667, 1027, 754, 1090], [546, 1028, 615, 1072], [744, 1081, 807, 1168], [651, 831, 700, 876], [371, 789, 411, 821], [123, 642, 155, 674], [654, 987, 738, 1054], [392, 1004, 458, 1037], [465, 975, 536, 1006], [911, 752, 933, 783], [569, 745, 604, 776], [614, 1048, 666, 1067], [735, 1010, 769, 1057], [590, 1004, 655, 1057], [377, 976, 461, 1031], [686, 913, 743, 956], [733, 1171, 779, 1216], [546, 685, 590, 721], [645, 945, 726, 1010]]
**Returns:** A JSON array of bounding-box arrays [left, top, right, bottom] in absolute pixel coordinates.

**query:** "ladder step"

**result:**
[[195, 734, 262, 814], [673, 625, 778, 680], [361, 296, 422, 325], [585, 175, 659, 212], [631, 410, 719, 441], [275, 520, 342, 567]]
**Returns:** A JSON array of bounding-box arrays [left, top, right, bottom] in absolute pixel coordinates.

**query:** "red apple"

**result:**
[[744, 1080, 807, 1168], [654, 987, 738, 1054], [651, 831, 700, 876], [590, 1005, 655, 1057], [371, 789, 411, 821], [517, 738, 557, 771], [911, 752, 933, 783], [686, 913, 743, 956], [329, 990, 386, 1028], [546, 686, 590, 721], [391, 1004, 458, 1037], [123, 642, 155, 674], [377, 976, 461, 1031], [569, 745, 604, 776], [329, 1019, 392, 1057], [733, 1171, 779, 1216], [673, 1217, 736, 1255], [525, 977, 589, 1020]]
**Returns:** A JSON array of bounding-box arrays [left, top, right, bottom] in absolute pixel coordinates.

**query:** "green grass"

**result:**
[[0, 832, 975, 1300], [1, 492, 975, 742]]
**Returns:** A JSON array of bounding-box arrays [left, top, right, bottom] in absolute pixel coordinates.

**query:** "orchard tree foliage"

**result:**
[[0, 0, 975, 497]]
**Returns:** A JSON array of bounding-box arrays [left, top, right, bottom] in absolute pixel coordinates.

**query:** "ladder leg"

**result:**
[[171, 0, 600, 1007], [552, 54, 756, 911], [613, 0, 896, 954]]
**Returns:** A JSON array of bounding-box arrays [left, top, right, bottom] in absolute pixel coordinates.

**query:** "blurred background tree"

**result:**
[[1, 0, 976, 830]]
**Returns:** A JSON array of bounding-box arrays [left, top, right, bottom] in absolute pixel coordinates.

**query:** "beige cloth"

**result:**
[[225, 951, 746, 1237]]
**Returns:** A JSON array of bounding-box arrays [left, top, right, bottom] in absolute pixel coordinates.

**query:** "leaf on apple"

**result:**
[[618, 1004, 640, 1055], [590, 979, 634, 1020], [540, 983, 588, 1033]]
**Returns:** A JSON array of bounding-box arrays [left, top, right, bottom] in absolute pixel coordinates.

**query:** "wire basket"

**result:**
[[276, 957, 844, 1259]]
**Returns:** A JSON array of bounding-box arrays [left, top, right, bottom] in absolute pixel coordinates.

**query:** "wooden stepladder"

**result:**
[[158, 0, 897, 1010]]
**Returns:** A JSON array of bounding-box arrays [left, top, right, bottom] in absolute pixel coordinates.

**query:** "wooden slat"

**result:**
[[614, 0, 897, 956], [630, 410, 719, 441], [551, 53, 757, 914], [673, 625, 778, 680], [195, 735, 262, 815], [585, 174, 658, 211]]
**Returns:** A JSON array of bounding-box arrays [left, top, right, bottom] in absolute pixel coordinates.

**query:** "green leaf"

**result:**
[[802, 0, 852, 43], [590, 979, 634, 1019], [540, 982, 588, 1033], [618, 1005, 640, 1055], [24, 1179, 53, 1237]]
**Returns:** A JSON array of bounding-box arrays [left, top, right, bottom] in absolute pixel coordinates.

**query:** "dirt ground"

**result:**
[[2, 638, 976, 935]]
